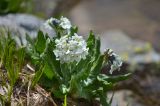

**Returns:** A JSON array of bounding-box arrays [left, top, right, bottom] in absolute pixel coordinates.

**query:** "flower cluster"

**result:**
[[53, 34, 89, 63], [59, 16, 72, 30], [105, 49, 123, 74], [44, 16, 71, 31]]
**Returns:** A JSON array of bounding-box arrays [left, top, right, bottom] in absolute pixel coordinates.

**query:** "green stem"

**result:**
[[63, 95, 67, 106]]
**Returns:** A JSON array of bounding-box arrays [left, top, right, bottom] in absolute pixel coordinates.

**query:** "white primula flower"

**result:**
[[44, 16, 72, 35], [105, 49, 123, 74], [44, 17, 60, 29], [53, 34, 89, 63], [59, 16, 72, 30], [109, 53, 122, 74]]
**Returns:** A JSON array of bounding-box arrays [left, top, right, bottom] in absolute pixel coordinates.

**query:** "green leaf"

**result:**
[[90, 55, 104, 78], [97, 73, 131, 83], [100, 93, 110, 106], [94, 37, 101, 59], [70, 26, 78, 35], [31, 64, 44, 87], [98, 81, 113, 92], [39, 75, 59, 89], [35, 31, 46, 54], [71, 57, 90, 77], [26, 34, 34, 45], [3, 39, 17, 85], [15, 47, 25, 81], [87, 31, 96, 55], [60, 63, 71, 83], [44, 49, 62, 77], [17, 47, 25, 68], [69, 75, 80, 96], [75, 59, 93, 81], [53, 90, 64, 98], [43, 64, 54, 80]]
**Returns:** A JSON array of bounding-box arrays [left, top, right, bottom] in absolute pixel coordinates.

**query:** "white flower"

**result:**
[[44, 16, 72, 35], [44, 18, 59, 30], [109, 53, 122, 74], [53, 34, 88, 63], [44, 17, 71, 30], [105, 49, 123, 74], [59, 16, 72, 30]]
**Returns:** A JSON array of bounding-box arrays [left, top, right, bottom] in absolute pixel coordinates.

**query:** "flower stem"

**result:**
[[63, 95, 67, 106]]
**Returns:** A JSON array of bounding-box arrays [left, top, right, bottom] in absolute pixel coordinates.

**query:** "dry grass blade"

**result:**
[[27, 80, 31, 106], [34, 85, 58, 106]]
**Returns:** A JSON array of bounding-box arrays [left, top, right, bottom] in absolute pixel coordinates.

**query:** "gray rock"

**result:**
[[0, 14, 55, 45], [7, 14, 43, 32], [100, 30, 160, 63], [0, 14, 43, 36]]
